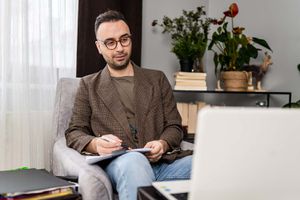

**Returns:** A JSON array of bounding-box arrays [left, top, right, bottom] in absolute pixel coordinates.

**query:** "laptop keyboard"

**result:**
[[171, 192, 188, 200]]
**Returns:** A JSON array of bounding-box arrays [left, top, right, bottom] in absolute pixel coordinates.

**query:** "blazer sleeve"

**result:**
[[65, 79, 95, 153], [158, 72, 183, 149]]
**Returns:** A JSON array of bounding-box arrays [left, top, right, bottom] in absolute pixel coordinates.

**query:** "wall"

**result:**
[[142, 0, 208, 83], [206, 0, 300, 106], [142, 0, 300, 107]]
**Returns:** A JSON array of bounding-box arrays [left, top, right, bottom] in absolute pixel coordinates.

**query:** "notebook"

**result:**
[[153, 107, 300, 200], [86, 147, 151, 164]]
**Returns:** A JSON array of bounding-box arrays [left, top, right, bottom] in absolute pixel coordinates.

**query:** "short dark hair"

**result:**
[[94, 10, 128, 36]]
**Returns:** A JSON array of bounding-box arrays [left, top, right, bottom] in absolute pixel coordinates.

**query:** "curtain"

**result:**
[[76, 0, 142, 77], [0, 0, 78, 170]]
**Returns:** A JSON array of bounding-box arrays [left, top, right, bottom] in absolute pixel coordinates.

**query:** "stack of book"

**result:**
[[0, 168, 78, 200], [174, 72, 207, 91]]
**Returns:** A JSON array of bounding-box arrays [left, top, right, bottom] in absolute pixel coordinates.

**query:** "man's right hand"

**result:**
[[86, 134, 123, 155]]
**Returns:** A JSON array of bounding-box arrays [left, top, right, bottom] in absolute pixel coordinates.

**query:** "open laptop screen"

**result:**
[[190, 107, 300, 200]]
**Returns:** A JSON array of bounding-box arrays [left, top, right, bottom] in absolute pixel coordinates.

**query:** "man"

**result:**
[[65, 10, 192, 200]]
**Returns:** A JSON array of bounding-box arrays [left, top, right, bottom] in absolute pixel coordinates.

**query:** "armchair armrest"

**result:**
[[52, 137, 114, 200], [180, 141, 194, 150]]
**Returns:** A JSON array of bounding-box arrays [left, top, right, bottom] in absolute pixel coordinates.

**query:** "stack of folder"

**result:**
[[174, 72, 207, 91], [0, 168, 78, 200]]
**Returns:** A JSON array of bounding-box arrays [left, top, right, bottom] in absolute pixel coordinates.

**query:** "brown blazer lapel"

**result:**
[[133, 65, 154, 143], [97, 67, 131, 137]]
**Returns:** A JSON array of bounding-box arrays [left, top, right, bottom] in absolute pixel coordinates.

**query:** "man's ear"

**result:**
[[95, 41, 102, 55]]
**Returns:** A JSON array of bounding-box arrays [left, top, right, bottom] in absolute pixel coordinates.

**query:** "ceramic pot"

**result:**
[[179, 59, 194, 72]]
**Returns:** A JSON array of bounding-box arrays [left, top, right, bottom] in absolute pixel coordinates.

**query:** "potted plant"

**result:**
[[152, 6, 211, 72], [208, 3, 272, 91]]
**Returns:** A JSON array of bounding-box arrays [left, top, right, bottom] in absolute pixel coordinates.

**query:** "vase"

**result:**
[[179, 59, 194, 72], [221, 71, 249, 91]]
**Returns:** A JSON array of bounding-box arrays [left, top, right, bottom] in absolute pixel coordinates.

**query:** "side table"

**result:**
[[137, 186, 167, 200]]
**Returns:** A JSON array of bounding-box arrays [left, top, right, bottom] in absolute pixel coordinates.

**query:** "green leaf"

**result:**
[[222, 22, 228, 31], [217, 26, 222, 33], [283, 102, 300, 108], [247, 44, 258, 58], [213, 53, 219, 75], [240, 34, 249, 46], [208, 40, 214, 50], [252, 37, 272, 52]]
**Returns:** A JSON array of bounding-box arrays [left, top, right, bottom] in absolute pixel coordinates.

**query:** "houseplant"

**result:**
[[208, 3, 272, 91], [152, 6, 211, 72]]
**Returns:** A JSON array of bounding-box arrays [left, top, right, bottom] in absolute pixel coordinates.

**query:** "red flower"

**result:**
[[223, 3, 239, 18]]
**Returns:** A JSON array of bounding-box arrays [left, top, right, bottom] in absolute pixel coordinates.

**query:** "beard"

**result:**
[[107, 52, 131, 70]]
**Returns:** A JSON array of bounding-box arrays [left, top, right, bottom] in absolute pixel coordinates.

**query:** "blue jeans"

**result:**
[[104, 152, 192, 200]]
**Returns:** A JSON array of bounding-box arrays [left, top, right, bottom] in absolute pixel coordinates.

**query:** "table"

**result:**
[[137, 186, 167, 200], [174, 90, 292, 107]]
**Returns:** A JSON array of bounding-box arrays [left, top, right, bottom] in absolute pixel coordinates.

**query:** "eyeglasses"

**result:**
[[98, 35, 132, 50]]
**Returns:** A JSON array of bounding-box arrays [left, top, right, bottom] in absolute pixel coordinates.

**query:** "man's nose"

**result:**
[[115, 41, 124, 51]]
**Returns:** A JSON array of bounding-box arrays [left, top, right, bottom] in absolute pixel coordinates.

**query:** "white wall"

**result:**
[[207, 0, 300, 104], [142, 0, 300, 105], [142, 0, 208, 84]]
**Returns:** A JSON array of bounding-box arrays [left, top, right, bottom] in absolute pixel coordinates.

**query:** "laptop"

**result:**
[[153, 107, 300, 200]]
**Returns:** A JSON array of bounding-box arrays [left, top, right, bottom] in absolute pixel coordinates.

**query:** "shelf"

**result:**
[[173, 89, 291, 95], [173, 90, 292, 107]]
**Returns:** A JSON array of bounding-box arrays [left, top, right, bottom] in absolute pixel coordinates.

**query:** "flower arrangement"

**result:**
[[152, 6, 211, 71], [208, 3, 272, 74]]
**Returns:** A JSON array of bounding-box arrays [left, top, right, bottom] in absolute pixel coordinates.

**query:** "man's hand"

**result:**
[[144, 140, 169, 163], [87, 134, 123, 155]]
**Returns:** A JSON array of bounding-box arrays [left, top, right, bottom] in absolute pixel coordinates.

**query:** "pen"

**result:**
[[120, 143, 129, 150], [100, 135, 129, 149], [166, 147, 181, 155], [100, 135, 117, 143]]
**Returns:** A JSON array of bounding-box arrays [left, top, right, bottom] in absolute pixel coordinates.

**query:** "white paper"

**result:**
[[86, 148, 151, 164]]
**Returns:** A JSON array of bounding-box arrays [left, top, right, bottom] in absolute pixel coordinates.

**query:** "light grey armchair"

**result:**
[[51, 77, 193, 200], [51, 78, 114, 200]]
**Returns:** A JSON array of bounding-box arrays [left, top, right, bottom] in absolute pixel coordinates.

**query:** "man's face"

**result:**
[[95, 20, 132, 70]]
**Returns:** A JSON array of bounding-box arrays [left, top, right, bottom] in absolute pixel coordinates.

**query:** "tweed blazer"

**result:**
[[65, 63, 184, 156]]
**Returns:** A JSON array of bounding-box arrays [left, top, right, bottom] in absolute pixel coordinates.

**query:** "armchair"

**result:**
[[51, 77, 193, 200], [51, 78, 114, 200]]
